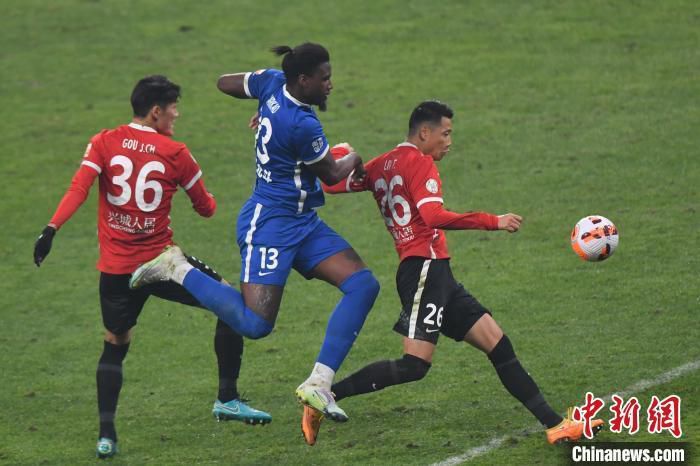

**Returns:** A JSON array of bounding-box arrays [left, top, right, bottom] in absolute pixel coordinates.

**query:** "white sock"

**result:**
[[305, 362, 336, 390], [172, 262, 194, 285]]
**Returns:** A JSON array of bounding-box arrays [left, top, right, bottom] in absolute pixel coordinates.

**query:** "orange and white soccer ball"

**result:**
[[570, 215, 619, 261]]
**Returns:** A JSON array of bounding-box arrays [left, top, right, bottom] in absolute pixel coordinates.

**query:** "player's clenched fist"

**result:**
[[33, 225, 56, 266], [497, 213, 522, 233]]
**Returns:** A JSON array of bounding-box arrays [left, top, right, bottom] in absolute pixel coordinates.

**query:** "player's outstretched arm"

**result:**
[[216, 73, 250, 99], [418, 202, 502, 231], [497, 213, 523, 233]]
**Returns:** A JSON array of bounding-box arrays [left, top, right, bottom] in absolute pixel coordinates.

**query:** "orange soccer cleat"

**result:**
[[546, 407, 604, 444], [301, 405, 324, 446]]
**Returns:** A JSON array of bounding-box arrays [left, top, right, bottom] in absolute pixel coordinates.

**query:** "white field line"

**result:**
[[430, 359, 700, 466]]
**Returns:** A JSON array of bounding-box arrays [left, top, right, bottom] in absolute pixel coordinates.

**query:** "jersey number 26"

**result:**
[[375, 175, 411, 227]]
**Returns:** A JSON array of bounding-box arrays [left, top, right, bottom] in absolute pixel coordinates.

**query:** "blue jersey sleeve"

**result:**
[[244, 69, 284, 100], [294, 114, 329, 165]]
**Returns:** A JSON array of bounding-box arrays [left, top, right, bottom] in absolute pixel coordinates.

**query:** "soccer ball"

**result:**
[[570, 215, 619, 261]]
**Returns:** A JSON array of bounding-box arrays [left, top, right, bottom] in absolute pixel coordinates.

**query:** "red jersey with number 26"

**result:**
[[49, 122, 215, 274], [325, 143, 499, 261], [359, 143, 449, 260]]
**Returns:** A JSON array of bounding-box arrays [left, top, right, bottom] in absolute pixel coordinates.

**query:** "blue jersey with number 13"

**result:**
[[243, 69, 329, 213]]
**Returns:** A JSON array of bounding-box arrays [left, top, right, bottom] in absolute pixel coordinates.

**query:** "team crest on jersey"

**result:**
[[266, 95, 280, 113], [426, 179, 439, 194], [312, 137, 325, 153]]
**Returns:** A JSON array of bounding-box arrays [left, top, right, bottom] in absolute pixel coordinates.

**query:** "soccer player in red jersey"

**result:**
[[32, 75, 270, 459], [301, 100, 603, 445]]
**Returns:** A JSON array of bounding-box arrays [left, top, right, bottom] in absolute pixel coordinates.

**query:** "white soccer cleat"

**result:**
[[295, 382, 348, 422], [129, 245, 187, 289]]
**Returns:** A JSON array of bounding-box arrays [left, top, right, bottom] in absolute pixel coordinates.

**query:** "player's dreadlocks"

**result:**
[[271, 43, 330, 83]]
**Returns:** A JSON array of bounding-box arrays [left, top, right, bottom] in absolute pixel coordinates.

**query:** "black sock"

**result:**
[[215, 319, 243, 402], [96, 340, 129, 441], [332, 354, 431, 402], [487, 335, 563, 428]]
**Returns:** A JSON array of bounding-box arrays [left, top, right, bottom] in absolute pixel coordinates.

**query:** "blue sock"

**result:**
[[182, 268, 273, 339], [317, 269, 380, 371]]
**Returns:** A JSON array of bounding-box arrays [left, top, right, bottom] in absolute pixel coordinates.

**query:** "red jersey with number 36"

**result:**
[[50, 122, 215, 274]]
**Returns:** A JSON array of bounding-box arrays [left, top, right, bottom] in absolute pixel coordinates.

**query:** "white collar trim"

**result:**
[[397, 142, 417, 149], [128, 122, 158, 133], [283, 85, 311, 107]]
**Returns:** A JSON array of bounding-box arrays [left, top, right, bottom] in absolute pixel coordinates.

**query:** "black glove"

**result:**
[[34, 226, 57, 267]]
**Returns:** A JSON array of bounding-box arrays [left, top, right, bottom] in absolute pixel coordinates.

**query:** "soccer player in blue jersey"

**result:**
[[130, 43, 380, 422]]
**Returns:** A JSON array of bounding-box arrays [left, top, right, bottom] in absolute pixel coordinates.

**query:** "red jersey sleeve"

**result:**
[[418, 202, 499, 230], [49, 136, 104, 229], [176, 147, 216, 217], [321, 145, 370, 194]]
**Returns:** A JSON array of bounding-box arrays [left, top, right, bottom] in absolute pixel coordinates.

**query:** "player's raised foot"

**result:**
[[301, 405, 324, 446], [546, 407, 605, 444], [96, 437, 118, 459], [212, 399, 272, 425], [129, 245, 187, 289], [295, 382, 348, 422]]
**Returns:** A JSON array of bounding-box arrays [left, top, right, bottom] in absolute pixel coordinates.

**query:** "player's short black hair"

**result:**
[[130, 75, 181, 117], [271, 43, 330, 82], [408, 100, 454, 135]]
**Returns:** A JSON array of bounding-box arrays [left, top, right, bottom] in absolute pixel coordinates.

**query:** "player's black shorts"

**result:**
[[100, 255, 222, 335], [393, 257, 491, 344]]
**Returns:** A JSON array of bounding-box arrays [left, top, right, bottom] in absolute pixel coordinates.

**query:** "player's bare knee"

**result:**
[[104, 329, 131, 345]]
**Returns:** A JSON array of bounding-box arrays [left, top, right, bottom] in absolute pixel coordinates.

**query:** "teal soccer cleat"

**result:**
[[96, 437, 118, 459], [212, 399, 272, 425]]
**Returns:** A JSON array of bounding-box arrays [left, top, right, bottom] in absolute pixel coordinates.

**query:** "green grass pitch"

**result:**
[[1, 0, 698, 464]]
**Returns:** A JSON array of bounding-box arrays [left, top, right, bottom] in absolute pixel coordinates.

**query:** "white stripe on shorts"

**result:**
[[243, 203, 263, 283], [408, 259, 432, 338]]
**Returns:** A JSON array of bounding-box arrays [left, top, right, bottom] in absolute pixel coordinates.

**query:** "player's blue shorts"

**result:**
[[236, 199, 352, 286]]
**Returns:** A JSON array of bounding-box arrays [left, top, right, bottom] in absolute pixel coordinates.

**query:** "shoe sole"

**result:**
[[552, 424, 604, 444], [213, 411, 271, 425], [129, 260, 160, 289], [295, 392, 348, 423], [301, 407, 324, 446]]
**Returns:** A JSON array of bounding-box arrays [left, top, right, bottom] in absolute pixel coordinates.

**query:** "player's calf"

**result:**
[[331, 354, 431, 401]]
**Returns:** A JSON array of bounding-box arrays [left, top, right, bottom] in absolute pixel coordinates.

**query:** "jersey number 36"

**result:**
[[107, 155, 165, 212]]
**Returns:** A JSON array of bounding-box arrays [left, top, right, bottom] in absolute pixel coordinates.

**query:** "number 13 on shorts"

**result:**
[[259, 247, 279, 272]]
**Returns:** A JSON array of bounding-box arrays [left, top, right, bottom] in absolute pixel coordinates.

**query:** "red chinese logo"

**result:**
[[572, 392, 605, 439], [647, 395, 682, 438], [609, 395, 641, 435]]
